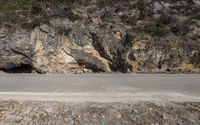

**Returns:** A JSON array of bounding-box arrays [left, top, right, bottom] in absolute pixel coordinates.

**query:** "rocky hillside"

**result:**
[[0, 0, 200, 73]]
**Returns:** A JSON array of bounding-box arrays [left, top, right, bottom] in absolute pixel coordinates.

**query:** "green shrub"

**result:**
[[158, 13, 172, 25], [193, 14, 200, 20], [67, 11, 82, 21], [21, 21, 40, 29], [0, 0, 130, 11], [137, 0, 149, 19], [131, 26, 144, 33], [121, 15, 137, 26], [97, 0, 112, 8], [144, 23, 168, 36], [86, 5, 97, 14], [31, 5, 43, 14], [155, 0, 182, 3], [0, 0, 78, 11]]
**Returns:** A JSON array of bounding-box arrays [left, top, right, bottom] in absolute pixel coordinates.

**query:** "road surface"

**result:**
[[0, 74, 200, 102]]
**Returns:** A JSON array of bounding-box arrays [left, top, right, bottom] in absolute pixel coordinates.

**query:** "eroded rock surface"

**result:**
[[0, 0, 200, 73]]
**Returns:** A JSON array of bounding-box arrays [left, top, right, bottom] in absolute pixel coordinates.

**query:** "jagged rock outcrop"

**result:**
[[0, 0, 200, 73]]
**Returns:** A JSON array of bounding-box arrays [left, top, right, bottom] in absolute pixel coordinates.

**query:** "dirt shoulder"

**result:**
[[0, 100, 200, 125]]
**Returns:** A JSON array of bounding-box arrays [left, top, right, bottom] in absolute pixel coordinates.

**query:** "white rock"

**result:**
[[40, 24, 50, 33], [0, 28, 7, 39], [193, 0, 200, 6], [152, 2, 163, 14], [5, 115, 23, 122]]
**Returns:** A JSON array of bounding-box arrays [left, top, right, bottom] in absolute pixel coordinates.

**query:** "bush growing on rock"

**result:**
[[137, 0, 149, 19], [97, 0, 112, 8], [144, 23, 168, 36]]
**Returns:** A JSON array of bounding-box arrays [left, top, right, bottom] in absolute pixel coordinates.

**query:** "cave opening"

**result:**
[[2, 64, 33, 73]]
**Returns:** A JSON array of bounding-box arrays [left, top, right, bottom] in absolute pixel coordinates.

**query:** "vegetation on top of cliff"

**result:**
[[0, 0, 78, 11], [0, 0, 187, 11], [137, 0, 149, 19], [0, 0, 112, 10]]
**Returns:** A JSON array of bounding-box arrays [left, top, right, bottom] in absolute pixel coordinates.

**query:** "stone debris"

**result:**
[[0, 101, 200, 125]]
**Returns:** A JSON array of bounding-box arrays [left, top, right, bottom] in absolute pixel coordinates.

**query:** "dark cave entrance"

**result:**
[[2, 64, 33, 73]]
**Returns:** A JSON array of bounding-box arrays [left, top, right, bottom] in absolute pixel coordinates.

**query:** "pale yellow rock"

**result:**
[[181, 63, 194, 69], [114, 32, 123, 40], [132, 41, 146, 50], [83, 45, 112, 72]]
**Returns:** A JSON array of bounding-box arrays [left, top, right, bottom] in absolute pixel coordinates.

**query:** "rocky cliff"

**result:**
[[0, 0, 200, 73]]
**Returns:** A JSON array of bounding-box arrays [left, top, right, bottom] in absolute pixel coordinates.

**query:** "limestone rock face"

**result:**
[[0, 24, 112, 73], [0, 0, 200, 73]]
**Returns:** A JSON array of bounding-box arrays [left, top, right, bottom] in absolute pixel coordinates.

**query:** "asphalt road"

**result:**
[[0, 74, 199, 102]]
